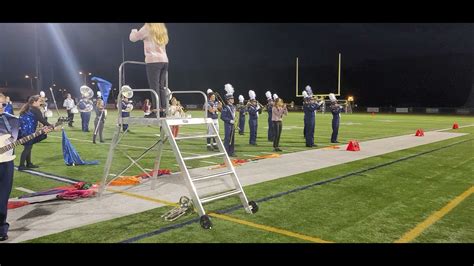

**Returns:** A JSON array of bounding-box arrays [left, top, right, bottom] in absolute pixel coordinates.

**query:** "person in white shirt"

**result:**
[[63, 93, 75, 127]]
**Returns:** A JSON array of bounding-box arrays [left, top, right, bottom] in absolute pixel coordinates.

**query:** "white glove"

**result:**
[[131, 29, 138, 33], [256, 105, 260, 110], [230, 120, 234, 124]]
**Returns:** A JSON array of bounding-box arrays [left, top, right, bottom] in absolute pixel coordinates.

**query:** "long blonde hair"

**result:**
[[146, 23, 169, 46]]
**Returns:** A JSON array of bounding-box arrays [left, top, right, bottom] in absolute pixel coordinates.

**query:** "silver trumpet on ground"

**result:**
[[161, 196, 195, 222]]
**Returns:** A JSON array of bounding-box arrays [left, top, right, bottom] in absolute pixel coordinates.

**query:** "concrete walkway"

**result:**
[[4, 130, 467, 243]]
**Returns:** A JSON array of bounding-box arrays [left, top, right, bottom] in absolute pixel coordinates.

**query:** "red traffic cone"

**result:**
[[346, 140, 360, 151], [452, 122, 459, 129], [415, 129, 424, 137]]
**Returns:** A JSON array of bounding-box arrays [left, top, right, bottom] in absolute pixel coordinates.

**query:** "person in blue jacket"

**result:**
[[220, 84, 236, 157], [302, 86, 323, 147], [247, 90, 261, 145], [236, 95, 246, 135], [3, 96, 13, 115], [329, 93, 343, 143]]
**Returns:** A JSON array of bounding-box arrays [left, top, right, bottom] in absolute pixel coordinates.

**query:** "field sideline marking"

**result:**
[[108, 188, 332, 243], [15, 187, 35, 193], [395, 185, 474, 243], [208, 212, 333, 243]]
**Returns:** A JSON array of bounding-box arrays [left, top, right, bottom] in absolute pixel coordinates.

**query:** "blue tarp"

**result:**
[[62, 129, 99, 166]]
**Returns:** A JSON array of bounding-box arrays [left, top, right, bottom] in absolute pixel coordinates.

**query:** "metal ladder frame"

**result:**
[[98, 61, 258, 228]]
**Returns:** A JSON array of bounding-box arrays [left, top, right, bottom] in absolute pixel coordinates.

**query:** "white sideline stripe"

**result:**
[[50, 135, 203, 156], [15, 187, 36, 193], [435, 124, 474, 132], [174, 164, 192, 169], [48, 135, 149, 150], [200, 161, 217, 164], [15, 168, 77, 184]]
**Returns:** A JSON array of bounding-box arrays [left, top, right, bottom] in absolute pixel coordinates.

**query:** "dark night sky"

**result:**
[[0, 23, 473, 107]]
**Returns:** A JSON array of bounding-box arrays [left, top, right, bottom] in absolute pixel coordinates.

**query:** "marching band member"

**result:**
[[303, 86, 323, 147], [143, 98, 156, 118], [0, 93, 20, 241], [93, 98, 106, 144], [63, 93, 75, 127], [39, 91, 50, 122], [121, 95, 133, 132], [169, 96, 185, 137], [3, 96, 13, 115], [265, 91, 274, 142], [329, 93, 343, 143], [206, 89, 221, 151], [78, 86, 94, 132], [272, 97, 288, 152], [237, 95, 246, 135], [220, 84, 236, 157], [92, 91, 101, 113], [247, 90, 260, 145], [18, 95, 54, 170]]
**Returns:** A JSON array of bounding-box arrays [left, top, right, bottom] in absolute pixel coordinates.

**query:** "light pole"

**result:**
[[25, 75, 35, 90], [79, 71, 92, 85]]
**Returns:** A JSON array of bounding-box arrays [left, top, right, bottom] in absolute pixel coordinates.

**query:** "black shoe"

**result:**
[[274, 148, 282, 152], [100, 140, 105, 143], [26, 164, 39, 169], [93, 141, 96, 144], [18, 166, 27, 171], [331, 141, 339, 143], [0, 235, 8, 241]]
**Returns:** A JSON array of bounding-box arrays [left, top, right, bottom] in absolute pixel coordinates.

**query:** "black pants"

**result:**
[[67, 110, 74, 126], [146, 62, 169, 116], [20, 144, 33, 167], [0, 161, 14, 237], [272, 121, 282, 148], [93, 118, 105, 142]]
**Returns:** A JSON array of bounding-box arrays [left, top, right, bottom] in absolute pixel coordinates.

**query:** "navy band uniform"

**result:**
[[302, 86, 322, 147], [237, 95, 246, 135], [329, 93, 343, 143], [265, 91, 274, 142], [221, 84, 236, 156], [0, 95, 20, 241], [247, 90, 260, 145]]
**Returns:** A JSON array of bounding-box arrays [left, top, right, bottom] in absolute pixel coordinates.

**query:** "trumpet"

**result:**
[[213, 91, 225, 108], [246, 100, 265, 110]]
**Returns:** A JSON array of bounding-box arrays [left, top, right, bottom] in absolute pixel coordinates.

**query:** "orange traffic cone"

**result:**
[[346, 140, 360, 151], [415, 129, 424, 137], [452, 122, 459, 129], [371, 112, 375, 116]]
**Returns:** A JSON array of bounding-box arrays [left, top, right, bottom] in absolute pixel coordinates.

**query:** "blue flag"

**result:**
[[62, 129, 99, 166], [91, 76, 112, 104]]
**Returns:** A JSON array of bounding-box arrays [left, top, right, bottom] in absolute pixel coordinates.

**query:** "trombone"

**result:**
[[246, 99, 264, 113]]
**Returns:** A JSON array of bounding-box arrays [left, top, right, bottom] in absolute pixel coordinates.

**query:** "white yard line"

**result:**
[[15, 187, 36, 193], [200, 161, 218, 165]]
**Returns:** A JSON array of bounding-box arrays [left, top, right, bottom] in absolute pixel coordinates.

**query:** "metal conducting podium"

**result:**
[[98, 61, 258, 229]]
